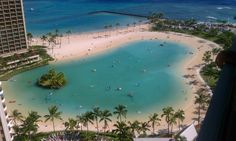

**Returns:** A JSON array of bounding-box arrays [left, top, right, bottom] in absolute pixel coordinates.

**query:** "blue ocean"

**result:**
[[24, 0, 236, 35]]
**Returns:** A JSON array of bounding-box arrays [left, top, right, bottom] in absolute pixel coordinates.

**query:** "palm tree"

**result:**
[[133, 22, 136, 32], [46, 32, 52, 45], [64, 118, 77, 131], [48, 35, 56, 54], [116, 22, 120, 29], [40, 35, 47, 45], [76, 115, 84, 131], [127, 24, 130, 30], [92, 107, 101, 133], [202, 51, 212, 64], [108, 24, 112, 35], [169, 114, 177, 134], [21, 111, 41, 140], [81, 111, 94, 138], [55, 29, 59, 36], [113, 105, 128, 122], [140, 122, 150, 136], [66, 30, 72, 43], [99, 110, 112, 132], [11, 109, 23, 126], [59, 34, 63, 48], [194, 93, 209, 126], [27, 32, 33, 46], [174, 109, 185, 130], [161, 106, 174, 136], [54, 29, 59, 44], [104, 25, 109, 36], [148, 113, 161, 135], [128, 120, 141, 137], [44, 105, 62, 132], [113, 121, 133, 141]]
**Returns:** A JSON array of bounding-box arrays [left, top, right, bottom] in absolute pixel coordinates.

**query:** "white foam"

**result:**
[[207, 16, 217, 20], [216, 6, 232, 10]]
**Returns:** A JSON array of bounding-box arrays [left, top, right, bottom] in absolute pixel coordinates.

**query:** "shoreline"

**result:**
[[6, 24, 220, 132]]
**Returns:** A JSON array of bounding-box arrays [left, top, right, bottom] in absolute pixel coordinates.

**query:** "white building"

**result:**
[[0, 82, 13, 141]]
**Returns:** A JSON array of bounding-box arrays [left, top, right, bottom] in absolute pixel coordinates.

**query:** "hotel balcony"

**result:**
[[0, 88, 3, 96], [197, 35, 236, 140]]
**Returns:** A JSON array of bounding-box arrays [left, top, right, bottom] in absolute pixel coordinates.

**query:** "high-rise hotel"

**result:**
[[0, 0, 28, 57]]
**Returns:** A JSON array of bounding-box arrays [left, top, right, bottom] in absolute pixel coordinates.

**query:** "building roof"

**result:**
[[134, 138, 172, 141], [180, 123, 198, 141]]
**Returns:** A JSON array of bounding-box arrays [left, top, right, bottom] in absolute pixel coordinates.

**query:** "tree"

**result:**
[[21, 111, 41, 140], [81, 111, 94, 139], [202, 51, 212, 64], [127, 24, 130, 29], [140, 122, 150, 136], [148, 113, 161, 135], [40, 35, 47, 45], [148, 12, 164, 23], [38, 69, 67, 89], [99, 110, 112, 132], [128, 120, 141, 137], [49, 35, 56, 53], [76, 115, 84, 131], [116, 22, 120, 29], [169, 114, 177, 134], [133, 22, 136, 31], [113, 121, 133, 141], [174, 109, 185, 130], [27, 32, 33, 46], [161, 107, 174, 136], [66, 30, 72, 44], [194, 93, 210, 126], [114, 105, 128, 122], [44, 105, 62, 132], [92, 107, 101, 133], [11, 109, 23, 126], [211, 48, 221, 56], [64, 118, 77, 131], [59, 34, 63, 48], [104, 25, 109, 36]]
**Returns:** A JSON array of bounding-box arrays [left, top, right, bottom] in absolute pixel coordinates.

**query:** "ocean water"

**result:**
[[24, 0, 236, 35], [3, 40, 193, 119]]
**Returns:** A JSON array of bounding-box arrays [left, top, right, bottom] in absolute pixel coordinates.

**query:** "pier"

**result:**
[[88, 11, 148, 18]]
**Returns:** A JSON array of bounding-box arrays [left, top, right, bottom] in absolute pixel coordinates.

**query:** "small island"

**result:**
[[37, 69, 66, 89]]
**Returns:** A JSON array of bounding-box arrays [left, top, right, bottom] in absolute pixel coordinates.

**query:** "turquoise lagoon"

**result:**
[[3, 40, 193, 120]]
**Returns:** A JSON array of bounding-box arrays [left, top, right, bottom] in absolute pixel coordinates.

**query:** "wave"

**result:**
[[216, 6, 232, 10], [206, 16, 217, 20]]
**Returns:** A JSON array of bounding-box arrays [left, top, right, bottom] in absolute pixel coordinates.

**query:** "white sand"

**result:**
[[32, 24, 220, 133]]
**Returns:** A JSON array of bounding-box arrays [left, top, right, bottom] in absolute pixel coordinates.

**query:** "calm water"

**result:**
[[4, 40, 193, 119], [24, 0, 236, 35]]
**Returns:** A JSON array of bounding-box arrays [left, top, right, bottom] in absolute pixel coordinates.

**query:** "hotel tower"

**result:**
[[0, 0, 28, 57]]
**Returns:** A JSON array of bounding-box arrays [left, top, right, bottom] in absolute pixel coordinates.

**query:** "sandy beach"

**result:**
[[31, 24, 220, 133]]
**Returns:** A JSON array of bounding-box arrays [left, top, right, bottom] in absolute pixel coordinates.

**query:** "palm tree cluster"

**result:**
[[11, 104, 186, 141], [201, 47, 223, 89], [161, 107, 185, 136], [11, 110, 42, 141], [37, 68, 66, 89], [148, 12, 164, 23], [39, 29, 71, 54]]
